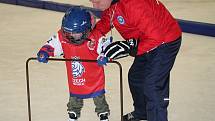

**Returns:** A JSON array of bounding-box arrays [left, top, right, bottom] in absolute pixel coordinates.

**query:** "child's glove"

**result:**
[[37, 51, 49, 63], [97, 54, 109, 66]]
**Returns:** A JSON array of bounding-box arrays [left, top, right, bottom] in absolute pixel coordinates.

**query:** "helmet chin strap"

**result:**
[[68, 38, 85, 45]]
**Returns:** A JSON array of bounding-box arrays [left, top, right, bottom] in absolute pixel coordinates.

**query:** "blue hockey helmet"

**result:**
[[61, 7, 93, 45]]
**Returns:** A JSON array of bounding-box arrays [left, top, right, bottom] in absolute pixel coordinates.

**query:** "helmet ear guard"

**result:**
[[61, 6, 94, 45]]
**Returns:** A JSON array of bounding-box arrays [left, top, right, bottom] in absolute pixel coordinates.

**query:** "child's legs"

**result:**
[[93, 94, 110, 114], [67, 96, 84, 118]]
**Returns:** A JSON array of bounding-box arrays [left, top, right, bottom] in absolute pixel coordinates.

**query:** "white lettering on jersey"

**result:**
[[72, 78, 86, 86]]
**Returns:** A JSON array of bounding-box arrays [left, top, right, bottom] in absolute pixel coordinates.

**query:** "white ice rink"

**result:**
[[0, 0, 215, 121]]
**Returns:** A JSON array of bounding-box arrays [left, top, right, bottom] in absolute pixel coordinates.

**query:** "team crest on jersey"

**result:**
[[117, 16, 125, 25], [87, 40, 96, 50], [71, 57, 85, 78]]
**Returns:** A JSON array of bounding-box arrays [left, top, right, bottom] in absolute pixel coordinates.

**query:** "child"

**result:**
[[37, 7, 112, 121]]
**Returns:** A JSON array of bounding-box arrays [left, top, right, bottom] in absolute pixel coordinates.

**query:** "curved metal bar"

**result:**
[[25, 57, 123, 121]]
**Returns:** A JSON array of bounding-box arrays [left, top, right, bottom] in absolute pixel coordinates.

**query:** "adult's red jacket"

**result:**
[[89, 0, 182, 55]]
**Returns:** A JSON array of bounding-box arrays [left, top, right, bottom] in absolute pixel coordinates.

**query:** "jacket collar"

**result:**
[[111, 0, 119, 5]]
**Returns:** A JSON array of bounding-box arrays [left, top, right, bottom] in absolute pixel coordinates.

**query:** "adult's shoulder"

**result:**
[[119, 0, 146, 12]]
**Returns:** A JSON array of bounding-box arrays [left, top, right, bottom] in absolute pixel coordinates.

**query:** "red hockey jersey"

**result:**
[[39, 30, 110, 99]]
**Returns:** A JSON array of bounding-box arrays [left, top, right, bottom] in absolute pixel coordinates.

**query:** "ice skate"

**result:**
[[98, 112, 109, 121], [123, 112, 147, 121], [68, 111, 78, 121]]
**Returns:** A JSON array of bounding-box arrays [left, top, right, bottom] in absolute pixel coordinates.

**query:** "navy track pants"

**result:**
[[128, 37, 181, 121]]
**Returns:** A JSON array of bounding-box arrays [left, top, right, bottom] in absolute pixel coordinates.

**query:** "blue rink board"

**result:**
[[0, 0, 214, 37]]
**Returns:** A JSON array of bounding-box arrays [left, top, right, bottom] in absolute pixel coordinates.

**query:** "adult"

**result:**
[[88, 0, 182, 121]]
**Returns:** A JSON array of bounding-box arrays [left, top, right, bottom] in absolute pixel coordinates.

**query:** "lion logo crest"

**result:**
[[71, 57, 85, 78]]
